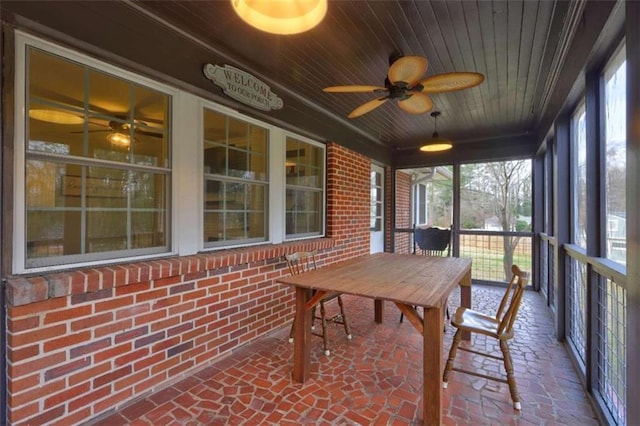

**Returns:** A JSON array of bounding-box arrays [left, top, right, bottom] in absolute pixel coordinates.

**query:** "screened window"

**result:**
[[25, 47, 171, 268], [571, 103, 587, 248], [203, 108, 268, 247], [285, 137, 324, 237], [414, 166, 452, 227], [603, 45, 626, 265], [460, 160, 532, 282]]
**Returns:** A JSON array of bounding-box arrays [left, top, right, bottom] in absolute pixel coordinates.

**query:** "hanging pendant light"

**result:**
[[231, 0, 327, 35], [420, 111, 453, 152]]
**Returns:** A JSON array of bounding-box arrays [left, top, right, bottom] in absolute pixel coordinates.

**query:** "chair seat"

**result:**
[[452, 306, 511, 340]]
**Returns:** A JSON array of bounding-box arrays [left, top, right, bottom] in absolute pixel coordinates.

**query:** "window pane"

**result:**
[[460, 161, 531, 231], [412, 166, 452, 227], [203, 108, 268, 246], [286, 188, 322, 235], [285, 136, 324, 238], [286, 138, 322, 188], [573, 105, 587, 248], [25, 47, 171, 267], [604, 47, 626, 264], [370, 170, 382, 231]]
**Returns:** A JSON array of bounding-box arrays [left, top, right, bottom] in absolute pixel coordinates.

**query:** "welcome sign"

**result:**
[[203, 64, 284, 111]]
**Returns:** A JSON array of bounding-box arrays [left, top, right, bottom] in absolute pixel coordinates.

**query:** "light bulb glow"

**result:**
[[419, 142, 453, 152], [107, 132, 131, 148], [231, 0, 327, 35]]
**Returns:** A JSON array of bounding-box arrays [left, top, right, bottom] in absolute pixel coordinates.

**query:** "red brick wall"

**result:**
[[394, 170, 412, 254], [4, 143, 371, 425], [325, 142, 371, 260]]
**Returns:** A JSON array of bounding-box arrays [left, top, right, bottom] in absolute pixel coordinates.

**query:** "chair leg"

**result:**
[[288, 318, 295, 343], [336, 296, 352, 339], [442, 328, 463, 388], [499, 339, 521, 410], [319, 302, 330, 356]]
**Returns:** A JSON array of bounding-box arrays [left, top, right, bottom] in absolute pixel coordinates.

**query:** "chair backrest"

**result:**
[[284, 251, 317, 275], [413, 225, 452, 256], [495, 265, 530, 338]]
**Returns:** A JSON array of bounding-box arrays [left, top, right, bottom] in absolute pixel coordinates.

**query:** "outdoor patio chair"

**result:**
[[413, 225, 452, 256], [442, 264, 530, 410], [285, 251, 352, 356], [400, 225, 452, 323]]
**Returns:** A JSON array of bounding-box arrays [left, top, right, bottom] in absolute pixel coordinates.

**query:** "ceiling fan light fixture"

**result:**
[[420, 111, 453, 152], [107, 132, 132, 149], [419, 137, 453, 152], [29, 109, 84, 125], [231, 0, 327, 35]]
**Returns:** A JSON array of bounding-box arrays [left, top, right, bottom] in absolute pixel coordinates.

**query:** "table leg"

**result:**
[[423, 305, 443, 425], [460, 268, 472, 341], [374, 299, 384, 323], [292, 286, 312, 383]]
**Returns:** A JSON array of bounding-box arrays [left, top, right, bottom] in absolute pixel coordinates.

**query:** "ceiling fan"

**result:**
[[70, 117, 164, 139], [323, 52, 485, 118]]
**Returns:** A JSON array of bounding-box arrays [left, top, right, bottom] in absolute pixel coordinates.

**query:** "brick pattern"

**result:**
[[5, 144, 371, 425], [326, 142, 370, 261], [97, 286, 599, 425], [394, 170, 412, 253]]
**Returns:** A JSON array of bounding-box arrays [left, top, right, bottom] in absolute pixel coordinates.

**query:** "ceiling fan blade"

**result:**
[[348, 97, 388, 118], [388, 56, 428, 86], [323, 85, 386, 93], [418, 72, 485, 93], [397, 93, 433, 114]]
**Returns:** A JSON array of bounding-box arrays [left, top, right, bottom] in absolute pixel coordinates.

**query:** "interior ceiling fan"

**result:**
[[323, 52, 485, 118], [71, 117, 164, 138]]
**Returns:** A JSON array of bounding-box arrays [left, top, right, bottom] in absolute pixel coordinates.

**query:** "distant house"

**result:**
[[484, 216, 502, 231], [608, 213, 626, 262]]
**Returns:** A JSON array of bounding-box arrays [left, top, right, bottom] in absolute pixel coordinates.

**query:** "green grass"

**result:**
[[459, 247, 532, 284]]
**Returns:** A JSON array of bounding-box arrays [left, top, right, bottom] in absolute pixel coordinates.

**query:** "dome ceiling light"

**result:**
[[231, 0, 327, 35]]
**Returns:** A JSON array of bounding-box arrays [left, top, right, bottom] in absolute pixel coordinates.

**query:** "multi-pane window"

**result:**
[[603, 45, 626, 265], [370, 170, 383, 231], [17, 34, 326, 271], [571, 103, 587, 248], [25, 47, 171, 268], [203, 108, 268, 247], [285, 137, 324, 237]]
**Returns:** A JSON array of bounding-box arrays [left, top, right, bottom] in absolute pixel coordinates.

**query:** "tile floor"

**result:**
[[92, 285, 599, 425]]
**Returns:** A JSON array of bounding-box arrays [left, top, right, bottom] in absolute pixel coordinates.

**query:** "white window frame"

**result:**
[[13, 32, 326, 273], [14, 31, 179, 274], [282, 132, 326, 240]]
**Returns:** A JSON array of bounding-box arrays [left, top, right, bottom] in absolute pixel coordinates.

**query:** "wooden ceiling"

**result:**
[[2, 1, 623, 165], [133, 0, 574, 147]]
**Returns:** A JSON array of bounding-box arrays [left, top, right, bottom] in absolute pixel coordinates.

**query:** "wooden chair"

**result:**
[[400, 225, 452, 323], [442, 264, 530, 410], [285, 251, 352, 356]]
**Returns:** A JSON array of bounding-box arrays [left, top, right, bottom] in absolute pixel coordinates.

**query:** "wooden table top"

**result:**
[[278, 253, 472, 308]]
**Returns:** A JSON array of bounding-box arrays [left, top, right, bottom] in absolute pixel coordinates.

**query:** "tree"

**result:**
[[484, 161, 531, 280], [460, 160, 532, 281]]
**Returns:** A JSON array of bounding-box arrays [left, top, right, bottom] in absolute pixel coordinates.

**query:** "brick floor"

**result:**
[[93, 285, 599, 425]]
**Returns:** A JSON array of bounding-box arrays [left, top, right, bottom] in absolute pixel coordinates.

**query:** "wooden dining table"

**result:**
[[277, 252, 472, 426]]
